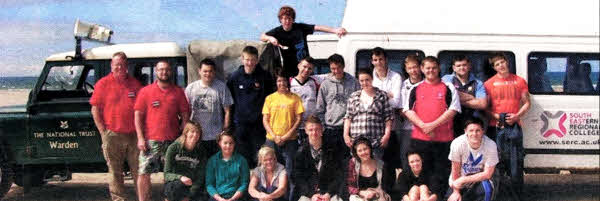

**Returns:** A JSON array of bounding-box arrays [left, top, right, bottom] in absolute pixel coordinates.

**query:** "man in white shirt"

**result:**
[[370, 47, 404, 170], [446, 118, 499, 201]]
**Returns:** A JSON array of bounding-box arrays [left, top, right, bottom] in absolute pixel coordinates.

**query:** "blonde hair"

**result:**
[[257, 146, 277, 167], [176, 121, 202, 146]]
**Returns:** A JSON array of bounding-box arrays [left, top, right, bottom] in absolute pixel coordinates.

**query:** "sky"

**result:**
[[0, 0, 345, 77]]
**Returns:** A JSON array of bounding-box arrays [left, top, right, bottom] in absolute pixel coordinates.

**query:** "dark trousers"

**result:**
[[410, 139, 451, 197], [164, 180, 206, 201], [234, 122, 266, 168], [202, 140, 219, 158], [323, 126, 350, 159], [444, 179, 495, 201], [383, 129, 403, 169], [399, 129, 413, 171]]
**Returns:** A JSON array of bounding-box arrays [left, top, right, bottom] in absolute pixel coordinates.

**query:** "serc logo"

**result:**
[[540, 111, 567, 138]]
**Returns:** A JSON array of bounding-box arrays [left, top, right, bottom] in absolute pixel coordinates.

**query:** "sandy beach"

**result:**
[[0, 89, 30, 107]]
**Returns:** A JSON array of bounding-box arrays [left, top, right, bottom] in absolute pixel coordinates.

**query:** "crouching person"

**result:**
[[164, 122, 208, 201], [346, 137, 394, 201], [396, 151, 438, 201], [446, 118, 499, 201], [293, 115, 344, 201], [248, 146, 288, 201]]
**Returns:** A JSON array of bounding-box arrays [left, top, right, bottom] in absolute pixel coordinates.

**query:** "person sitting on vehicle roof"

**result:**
[[260, 5, 347, 78]]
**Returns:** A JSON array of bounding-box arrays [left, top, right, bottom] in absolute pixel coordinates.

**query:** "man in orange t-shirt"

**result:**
[[484, 53, 531, 140], [483, 53, 530, 196]]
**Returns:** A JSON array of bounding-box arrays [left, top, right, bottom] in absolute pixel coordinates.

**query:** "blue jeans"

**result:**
[[265, 139, 298, 201]]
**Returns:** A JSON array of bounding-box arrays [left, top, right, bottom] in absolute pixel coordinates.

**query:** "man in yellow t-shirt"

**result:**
[[262, 71, 304, 200]]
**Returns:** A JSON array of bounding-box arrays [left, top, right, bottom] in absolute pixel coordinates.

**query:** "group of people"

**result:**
[[91, 5, 530, 201]]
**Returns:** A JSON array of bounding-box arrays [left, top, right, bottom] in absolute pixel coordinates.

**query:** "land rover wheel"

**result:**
[[0, 166, 14, 199], [14, 170, 46, 187]]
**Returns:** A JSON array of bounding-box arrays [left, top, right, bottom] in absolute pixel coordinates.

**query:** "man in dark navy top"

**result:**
[[261, 5, 347, 78], [226, 46, 274, 168]]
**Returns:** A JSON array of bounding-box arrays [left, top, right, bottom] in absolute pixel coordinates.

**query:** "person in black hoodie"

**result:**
[[226, 46, 275, 168], [293, 115, 344, 201]]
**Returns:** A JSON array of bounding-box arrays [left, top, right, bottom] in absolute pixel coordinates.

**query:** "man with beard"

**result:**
[[134, 60, 190, 201]]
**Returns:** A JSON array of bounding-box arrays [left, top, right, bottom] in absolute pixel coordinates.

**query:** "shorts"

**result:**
[[138, 140, 172, 174]]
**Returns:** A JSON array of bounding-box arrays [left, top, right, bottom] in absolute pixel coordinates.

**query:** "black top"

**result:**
[[395, 170, 439, 196], [265, 23, 315, 78], [292, 140, 343, 200], [358, 171, 378, 190], [226, 65, 274, 124]]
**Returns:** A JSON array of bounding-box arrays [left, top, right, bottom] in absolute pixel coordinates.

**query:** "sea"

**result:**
[[0, 77, 38, 90], [0, 72, 597, 90]]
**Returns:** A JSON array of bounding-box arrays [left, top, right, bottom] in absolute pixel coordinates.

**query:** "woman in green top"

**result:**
[[206, 131, 250, 201], [164, 121, 208, 201]]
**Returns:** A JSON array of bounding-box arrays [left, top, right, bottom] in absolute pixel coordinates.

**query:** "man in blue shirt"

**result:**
[[441, 55, 488, 137]]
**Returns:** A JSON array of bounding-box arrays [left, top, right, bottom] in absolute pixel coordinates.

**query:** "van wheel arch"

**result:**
[[0, 166, 15, 199]]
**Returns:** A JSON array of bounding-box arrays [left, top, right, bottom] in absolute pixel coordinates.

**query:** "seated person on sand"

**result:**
[[248, 146, 288, 201], [396, 151, 438, 201]]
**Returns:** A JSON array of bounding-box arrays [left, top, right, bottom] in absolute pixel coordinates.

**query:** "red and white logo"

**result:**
[[540, 111, 567, 138]]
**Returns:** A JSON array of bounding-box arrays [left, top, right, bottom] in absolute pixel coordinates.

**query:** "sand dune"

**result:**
[[0, 89, 30, 107]]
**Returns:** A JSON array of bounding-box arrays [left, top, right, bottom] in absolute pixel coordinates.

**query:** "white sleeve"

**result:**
[[402, 85, 415, 113], [485, 139, 500, 167], [446, 82, 462, 113], [390, 74, 404, 109], [448, 138, 462, 162]]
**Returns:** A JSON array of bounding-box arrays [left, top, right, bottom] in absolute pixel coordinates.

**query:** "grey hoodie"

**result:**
[[315, 72, 360, 127]]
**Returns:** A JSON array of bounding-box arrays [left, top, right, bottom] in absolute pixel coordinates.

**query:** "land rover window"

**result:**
[[37, 64, 94, 101], [176, 65, 186, 87], [42, 65, 86, 91], [138, 65, 154, 86], [438, 51, 516, 82], [83, 69, 95, 94], [355, 49, 425, 77], [528, 52, 599, 95]]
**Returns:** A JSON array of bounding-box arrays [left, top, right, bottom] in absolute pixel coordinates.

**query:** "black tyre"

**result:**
[[14, 170, 46, 187], [0, 166, 14, 199]]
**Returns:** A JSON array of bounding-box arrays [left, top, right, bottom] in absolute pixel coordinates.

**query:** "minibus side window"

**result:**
[[313, 59, 331, 75], [438, 51, 516, 82], [355, 49, 425, 77], [528, 52, 599, 95]]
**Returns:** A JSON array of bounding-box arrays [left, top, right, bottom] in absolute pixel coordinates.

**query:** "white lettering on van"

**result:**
[[49, 141, 79, 149]]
